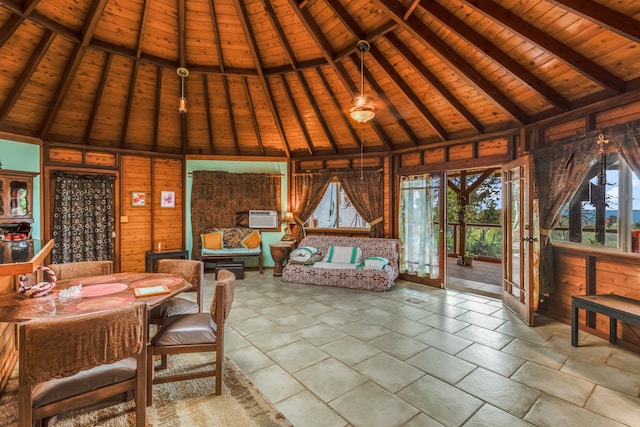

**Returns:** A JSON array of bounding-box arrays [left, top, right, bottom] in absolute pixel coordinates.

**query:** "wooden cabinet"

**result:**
[[0, 169, 37, 226]]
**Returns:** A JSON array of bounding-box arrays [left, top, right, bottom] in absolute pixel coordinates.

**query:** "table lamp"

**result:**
[[281, 211, 296, 241]]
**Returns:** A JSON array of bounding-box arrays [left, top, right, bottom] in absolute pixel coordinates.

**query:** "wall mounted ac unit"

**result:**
[[249, 210, 278, 228]]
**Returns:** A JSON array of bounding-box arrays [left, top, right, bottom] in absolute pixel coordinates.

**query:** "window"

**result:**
[[307, 182, 369, 229], [551, 151, 640, 251]]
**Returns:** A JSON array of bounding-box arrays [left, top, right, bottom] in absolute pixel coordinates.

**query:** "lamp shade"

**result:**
[[283, 211, 295, 223], [350, 107, 375, 123]]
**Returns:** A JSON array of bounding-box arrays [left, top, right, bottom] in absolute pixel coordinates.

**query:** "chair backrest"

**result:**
[[210, 268, 236, 323], [46, 260, 113, 280], [18, 303, 147, 426], [20, 303, 145, 383], [156, 259, 204, 308]]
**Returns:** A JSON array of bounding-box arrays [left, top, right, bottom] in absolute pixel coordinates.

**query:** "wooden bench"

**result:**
[[571, 294, 640, 347]]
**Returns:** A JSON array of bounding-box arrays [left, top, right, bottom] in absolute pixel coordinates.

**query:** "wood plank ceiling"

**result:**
[[0, 0, 638, 158]]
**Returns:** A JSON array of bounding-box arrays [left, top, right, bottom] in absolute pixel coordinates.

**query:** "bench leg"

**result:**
[[571, 300, 579, 347], [610, 317, 618, 344]]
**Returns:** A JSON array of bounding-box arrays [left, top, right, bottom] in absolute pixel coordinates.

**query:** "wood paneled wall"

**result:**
[[44, 146, 184, 273], [547, 245, 640, 349]]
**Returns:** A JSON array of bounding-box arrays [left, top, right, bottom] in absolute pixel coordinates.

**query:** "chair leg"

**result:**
[[159, 354, 168, 370], [147, 350, 155, 407]]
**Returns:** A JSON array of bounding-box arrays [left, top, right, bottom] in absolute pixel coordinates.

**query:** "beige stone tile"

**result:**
[[368, 332, 428, 360], [267, 339, 330, 373], [413, 327, 473, 355], [293, 358, 368, 401], [561, 356, 640, 397], [274, 312, 320, 332], [455, 310, 507, 330], [457, 343, 526, 377], [457, 368, 541, 418], [463, 404, 536, 427], [277, 391, 348, 427], [244, 327, 301, 353], [525, 394, 626, 427], [501, 337, 568, 370], [353, 353, 424, 392], [401, 413, 444, 427], [338, 319, 390, 341], [455, 324, 515, 350], [247, 364, 305, 403], [511, 362, 595, 406], [406, 347, 476, 384], [397, 375, 483, 426], [321, 336, 381, 366], [227, 345, 275, 374], [330, 381, 419, 427], [295, 323, 346, 346], [419, 313, 470, 334], [585, 385, 640, 426]]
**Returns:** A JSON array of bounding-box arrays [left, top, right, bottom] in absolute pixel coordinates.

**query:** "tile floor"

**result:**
[[202, 271, 640, 427]]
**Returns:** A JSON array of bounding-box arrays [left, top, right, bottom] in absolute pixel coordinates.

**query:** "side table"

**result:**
[[269, 241, 296, 277], [145, 248, 189, 272]]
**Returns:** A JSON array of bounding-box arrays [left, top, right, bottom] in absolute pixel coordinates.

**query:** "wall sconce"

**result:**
[[281, 211, 296, 242], [177, 67, 189, 114]]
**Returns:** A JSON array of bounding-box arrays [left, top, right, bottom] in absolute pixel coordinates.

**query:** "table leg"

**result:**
[[571, 300, 579, 347], [610, 317, 618, 344]]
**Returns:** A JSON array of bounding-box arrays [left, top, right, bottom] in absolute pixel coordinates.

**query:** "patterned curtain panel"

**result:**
[[52, 173, 115, 263], [190, 171, 281, 259], [398, 174, 439, 278], [337, 169, 384, 237], [290, 172, 332, 242], [620, 121, 640, 177], [534, 135, 600, 297]]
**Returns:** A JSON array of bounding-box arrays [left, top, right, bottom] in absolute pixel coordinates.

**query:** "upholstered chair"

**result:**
[[18, 303, 147, 427], [46, 260, 113, 280], [149, 259, 204, 322], [147, 269, 236, 403]]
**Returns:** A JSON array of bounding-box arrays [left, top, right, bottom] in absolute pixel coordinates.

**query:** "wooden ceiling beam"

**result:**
[[349, 52, 420, 146], [375, 0, 529, 125], [0, 1, 77, 41], [369, 45, 448, 141], [120, 61, 139, 148], [385, 33, 483, 134], [224, 75, 240, 155], [0, 30, 54, 125], [325, 0, 416, 148], [280, 75, 315, 155], [423, 0, 570, 112], [233, 0, 292, 157], [548, 0, 640, 45], [0, 14, 24, 49], [85, 53, 113, 144], [461, 0, 626, 94], [296, 70, 339, 153], [136, 0, 151, 58], [316, 68, 362, 150], [153, 66, 161, 152], [39, 0, 110, 139], [201, 74, 215, 153], [243, 77, 265, 155]]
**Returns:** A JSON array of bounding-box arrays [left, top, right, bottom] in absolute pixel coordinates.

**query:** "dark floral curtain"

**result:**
[[337, 169, 384, 237], [621, 121, 640, 177], [290, 172, 332, 241], [534, 134, 601, 297], [52, 173, 115, 263], [190, 171, 281, 259]]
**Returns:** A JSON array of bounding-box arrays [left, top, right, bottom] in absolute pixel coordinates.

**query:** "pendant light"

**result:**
[[177, 67, 189, 114], [350, 40, 375, 123]]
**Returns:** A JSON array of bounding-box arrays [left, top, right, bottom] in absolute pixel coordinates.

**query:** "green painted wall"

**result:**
[[186, 160, 289, 267], [0, 140, 41, 239]]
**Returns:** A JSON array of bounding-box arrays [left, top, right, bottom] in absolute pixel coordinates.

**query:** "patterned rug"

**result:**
[[0, 354, 292, 427]]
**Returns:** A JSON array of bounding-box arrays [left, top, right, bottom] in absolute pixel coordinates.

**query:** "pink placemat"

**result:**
[[79, 283, 129, 297], [69, 275, 119, 286], [129, 276, 182, 288], [64, 295, 136, 313]]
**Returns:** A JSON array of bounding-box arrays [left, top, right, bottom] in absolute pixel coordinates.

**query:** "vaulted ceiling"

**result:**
[[0, 0, 638, 158]]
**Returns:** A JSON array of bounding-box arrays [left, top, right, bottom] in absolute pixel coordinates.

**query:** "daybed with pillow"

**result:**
[[281, 236, 399, 291], [199, 227, 263, 273]]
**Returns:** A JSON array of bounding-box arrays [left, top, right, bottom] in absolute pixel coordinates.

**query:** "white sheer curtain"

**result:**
[[399, 174, 439, 277]]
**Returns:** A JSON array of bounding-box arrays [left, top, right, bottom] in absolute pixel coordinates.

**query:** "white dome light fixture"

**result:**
[[350, 40, 375, 123], [177, 67, 189, 114]]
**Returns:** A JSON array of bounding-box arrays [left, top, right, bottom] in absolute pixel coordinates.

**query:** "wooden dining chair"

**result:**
[[46, 260, 113, 280], [147, 269, 236, 404], [149, 259, 204, 323], [18, 303, 147, 427]]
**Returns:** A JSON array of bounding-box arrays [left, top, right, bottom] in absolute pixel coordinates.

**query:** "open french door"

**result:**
[[502, 155, 538, 326]]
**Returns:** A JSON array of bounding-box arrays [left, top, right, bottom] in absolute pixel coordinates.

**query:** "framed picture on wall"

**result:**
[[161, 191, 175, 208], [131, 191, 146, 207]]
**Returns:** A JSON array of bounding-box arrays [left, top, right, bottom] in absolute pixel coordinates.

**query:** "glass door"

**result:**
[[502, 155, 537, 325]]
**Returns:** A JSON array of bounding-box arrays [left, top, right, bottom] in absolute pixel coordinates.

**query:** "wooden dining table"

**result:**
[[0, 272, 192, 323]]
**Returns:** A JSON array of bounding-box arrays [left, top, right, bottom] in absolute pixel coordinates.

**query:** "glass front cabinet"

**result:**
[[0, 170, 37, 225]]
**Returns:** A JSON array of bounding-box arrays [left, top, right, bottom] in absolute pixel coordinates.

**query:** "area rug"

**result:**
[[0, 354, 292, 427]]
